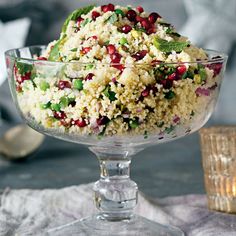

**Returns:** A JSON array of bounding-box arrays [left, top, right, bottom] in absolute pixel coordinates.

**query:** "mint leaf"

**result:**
[[154, 38, 189, 53], [105, 13, 118, 24], [48, 35, 66, 61], [62, 5, 95, 33]]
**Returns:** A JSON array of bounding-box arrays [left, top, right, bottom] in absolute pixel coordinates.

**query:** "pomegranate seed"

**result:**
[[88, 35, 98, 40], [16, 85, 22, 92], [168, 73, 177, 80], [101, 4, 114, 13], [132, 50, 147, 61], [60, 120, 71, 128], [85, 73, 94, 81], [177, 65, 187, 75], [120, 25, 132, 34], [112, 64, 125, 71], [207, 63, 223, 76], [76, 17, 84, 27], [73, 119, 87, 127], [112, 77, 117, 83], [110, 52, 121, 63], [37, 56, 47, 60], [14, 65, 18, 76], [18, 72, 31, 84], [82, 47, 92, 54], [53, 111, 67, 120], [136, 6, 144, 13], [126, 10, 137, 22], [92, 11, 100, 21], [160, 79, 173, 89], [136, 15, 144, 22], [97, 116, 110, 126], [141, 19, 151, 30], [58, 80, 71, 90], [147, 26, 157, 35], [151, 86, 158, 94], [148, 12, 161, 24], [106, 44, 116, 55], [141, 88, 150, 97], [151, 60, 162, 65], [107, 3, 115, 11]]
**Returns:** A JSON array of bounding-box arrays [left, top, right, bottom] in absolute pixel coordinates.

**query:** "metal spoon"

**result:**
[[0, 124, 44, 160]]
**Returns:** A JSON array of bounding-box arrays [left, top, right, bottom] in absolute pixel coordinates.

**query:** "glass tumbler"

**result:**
[[200, 126, 236, 213]]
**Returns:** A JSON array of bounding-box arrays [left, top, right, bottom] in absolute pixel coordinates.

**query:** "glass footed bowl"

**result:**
[[5, 46, 227, 236]]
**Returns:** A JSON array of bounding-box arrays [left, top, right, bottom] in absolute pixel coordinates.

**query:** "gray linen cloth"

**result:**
[[0, 184, 236, 236]]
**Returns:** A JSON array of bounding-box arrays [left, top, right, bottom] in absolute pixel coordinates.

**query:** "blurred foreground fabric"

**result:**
[[0, 184, 236, 236]]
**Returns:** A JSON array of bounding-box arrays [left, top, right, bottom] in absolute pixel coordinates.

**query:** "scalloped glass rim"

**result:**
[[5, 45, 228, 66]]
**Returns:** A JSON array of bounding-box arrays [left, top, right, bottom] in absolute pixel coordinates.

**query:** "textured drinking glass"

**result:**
[[200, 127, 236, 213], [5, 46, 227, 235]]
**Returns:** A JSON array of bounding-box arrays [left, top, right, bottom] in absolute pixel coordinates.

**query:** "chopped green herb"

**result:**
[[40, 102, 51, 109], [154, 38, 189, 53], [73, 79, 83, 90], [61, 5, 95, 33], [144, 130, 148, 139], [182, 70, 194, 80], [59, 96, 69, 108], [198, 65, 207, 81], [103, 86, 116, 101], [16, 61, 33, 75], [105, 13, 118, 24], [165, 28, 180, 37], [39, 81, 50, 91], [134, 25, 146, 32], [115, 9, 125, 17], [51, 103, 61, 112], [127, 6, 132, 10], [80, 18, 92, 27], [165, 125, 174, 134], [129, 119, 139, 129], [103, 40, 110, 46], [159, 22, 171, 27], [70, 48, 78, 52], [157, 121, 164, 128], [190, 111, 195, 116], [164, 91, 175, 99], [86, 64, 94, 70], [119, 37, 128, 45]]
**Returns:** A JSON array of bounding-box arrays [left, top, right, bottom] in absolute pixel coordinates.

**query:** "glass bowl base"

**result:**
[[46, 214, 184, 236]]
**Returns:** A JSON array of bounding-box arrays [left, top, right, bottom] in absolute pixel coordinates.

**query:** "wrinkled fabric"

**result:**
[[0, 184, 235, 236]]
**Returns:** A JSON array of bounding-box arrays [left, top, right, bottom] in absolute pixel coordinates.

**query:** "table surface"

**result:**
[[0, 121, 204, 198]]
